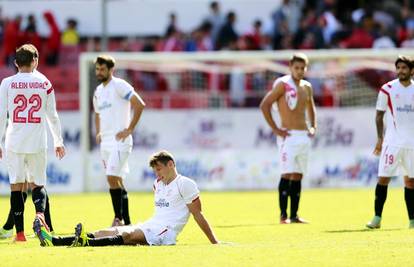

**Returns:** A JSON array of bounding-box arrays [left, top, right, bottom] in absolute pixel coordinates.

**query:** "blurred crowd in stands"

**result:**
[[0, 0, 412, 109]]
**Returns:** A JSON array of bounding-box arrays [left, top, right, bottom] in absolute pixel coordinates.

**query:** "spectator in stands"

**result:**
[[372, 24, 396, 49], [22, 14, 41, 53], [165, 12, 180, 38], [61, 18, 79, 46], [162, 13, 183, 51], [272, 0, 302, 35], [203, 1, 224, 45], [340, 14, 374, 48], [198, 21, 214, 51], [3, 15, 22, 66], [319, 5, 342, 46], [215, 11, 238, 50], [141, 36, 158, 52], [293, 8, 325, 49], [43, 11, 60, 66], [400, 20, 414, 48], [242, 19, 263, 50]]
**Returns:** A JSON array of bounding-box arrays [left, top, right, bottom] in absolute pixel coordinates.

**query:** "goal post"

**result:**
[[79, 48, 414, 191]]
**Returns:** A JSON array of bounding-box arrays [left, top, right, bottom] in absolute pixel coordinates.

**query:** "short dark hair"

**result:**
[[395, 55, 413, 69], [289, 53, 309, 66], [95, 55, 115, 69], [149, 150, 175, 167], [15, 44, 37, 67]]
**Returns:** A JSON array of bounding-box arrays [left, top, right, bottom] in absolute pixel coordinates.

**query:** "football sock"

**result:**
[[374, 184, 388, 217], [32, 186, 47, 213], [404, 187, 414, 220], [52, 236, 76, 246], [121, 189, 131, 225], [3, 192, 27, 230], [44, 194, 54, 232], [87, 235, 124, 246], [278, 177, 290, 218], [11, 191, 25, 233], [109, 188, 123, 220], [290, 180, 301, 219]]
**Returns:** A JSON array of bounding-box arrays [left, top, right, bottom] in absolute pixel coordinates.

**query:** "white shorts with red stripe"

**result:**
[[137, 222, 177, 246], [378, 143, 414, 178], [100, 149, 130, 178], [277, 130, 311, 175]]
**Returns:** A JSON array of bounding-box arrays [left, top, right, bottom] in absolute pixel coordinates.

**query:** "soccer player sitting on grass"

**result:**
[[34, 150, 219, 246]]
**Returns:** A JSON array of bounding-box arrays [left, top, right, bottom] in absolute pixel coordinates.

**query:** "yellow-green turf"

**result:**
[[0, 188, 413, 267]]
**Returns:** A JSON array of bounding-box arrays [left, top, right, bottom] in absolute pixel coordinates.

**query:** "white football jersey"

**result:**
[[93, 77, 135, 152], [376, 79, 414, 148], [0, 71, 63, 153], [146, 174, 200, 234], [272, 75, 311, 110]]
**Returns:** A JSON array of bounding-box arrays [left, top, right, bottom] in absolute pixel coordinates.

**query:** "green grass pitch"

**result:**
[[0, 188, 413, 267]]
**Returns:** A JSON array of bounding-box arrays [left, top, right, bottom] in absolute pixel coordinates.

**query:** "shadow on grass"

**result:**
[[215, 223, 275, 228], [324, 228, 402, 233]]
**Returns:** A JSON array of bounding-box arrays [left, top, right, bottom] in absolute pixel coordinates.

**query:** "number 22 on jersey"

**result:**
[[13, 94, 42, 123]]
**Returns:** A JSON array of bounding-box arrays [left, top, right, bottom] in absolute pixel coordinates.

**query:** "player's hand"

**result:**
[[307, 127, 316, 138], [55, 146, 66, 160], [373, 138, 383, 156], [96, 133, 102, 144], [273, 128, 290, 138], [116, 128, 132, 142]]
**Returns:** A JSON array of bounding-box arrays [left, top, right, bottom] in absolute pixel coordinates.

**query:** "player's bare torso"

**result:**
[[276, 81, 310, 131]]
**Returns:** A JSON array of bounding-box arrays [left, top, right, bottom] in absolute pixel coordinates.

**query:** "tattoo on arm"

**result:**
[[375, 111, 385, 139]]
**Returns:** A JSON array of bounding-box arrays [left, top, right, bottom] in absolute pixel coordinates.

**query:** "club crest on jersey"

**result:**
[[284, 83, 298, 110]]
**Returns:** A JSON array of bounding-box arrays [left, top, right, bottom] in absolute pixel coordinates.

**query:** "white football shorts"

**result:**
[[105, 222, 177, 246], [278, 130, 311, 175], [378, 143, 414, 178], [101, 149, 130, 178], [6, 150, 47, 185], [137, 222, 177, 246]]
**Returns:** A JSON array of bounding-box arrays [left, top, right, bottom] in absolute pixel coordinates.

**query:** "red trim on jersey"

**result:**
[[192, 196, 200, 203], [157, 228, 168, 236], [47, 87, 54, 95], [379, 88, 396, 128]]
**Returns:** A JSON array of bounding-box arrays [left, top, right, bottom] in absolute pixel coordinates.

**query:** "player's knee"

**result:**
[[289, 173, 303, 181], [122, 230, 147, 245], [107, 176, 121, 188], [404, 178, 414, 189], [378, 177, 391, 185]]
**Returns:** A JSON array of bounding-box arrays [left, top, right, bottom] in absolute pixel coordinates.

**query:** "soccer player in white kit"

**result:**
[[34, 150, 219, 246], [366, 56, 414, 229], [0, 44, 56, 239], [93, 55, 145, 226], [260, 53, 317, 224], [0, 44, 65, 241]]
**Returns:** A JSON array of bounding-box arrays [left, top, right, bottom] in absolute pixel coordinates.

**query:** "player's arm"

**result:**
[[374, 89, 387, 156], [45, 89, 65, 159], [374, 110, 385, 156], [187, 198, 219, 244], [259, 82, 289, 137], [306, 85, 317, 137], [116, 92, 145, 141], [0, 81, 8, 159], [93, 95, 102, 144]]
